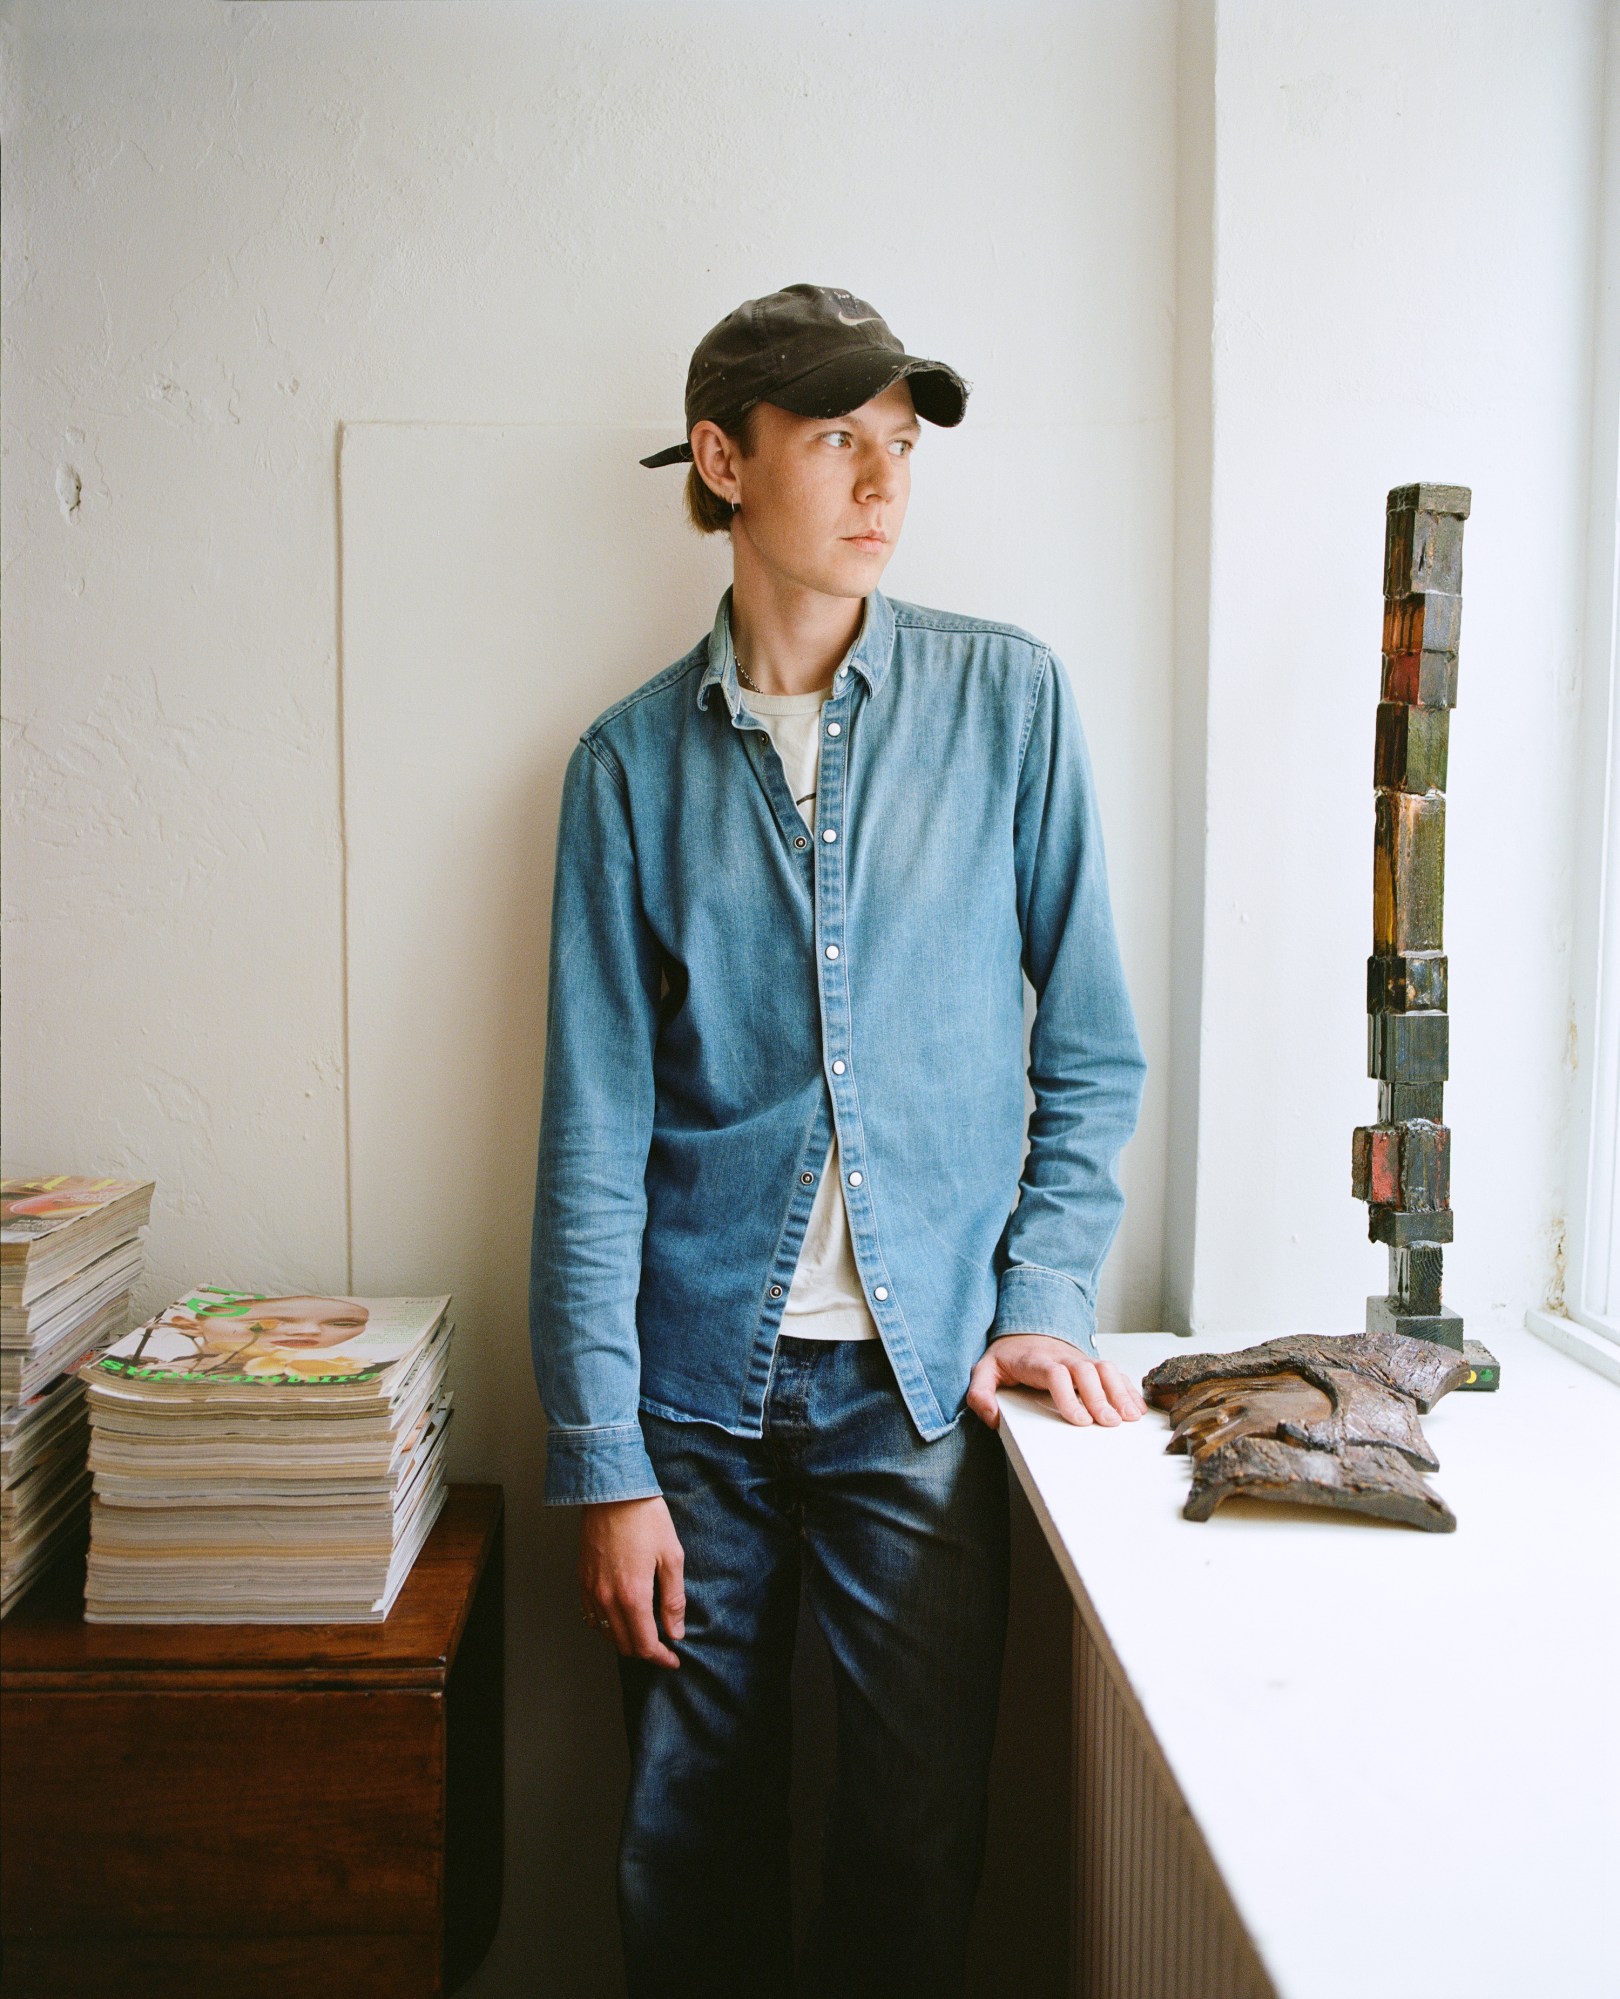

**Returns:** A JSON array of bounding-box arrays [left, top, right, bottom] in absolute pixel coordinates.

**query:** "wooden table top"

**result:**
[[0, 1482, 503, 1692]]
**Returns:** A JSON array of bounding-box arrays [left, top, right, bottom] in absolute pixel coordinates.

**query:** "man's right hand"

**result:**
[[579, 1495, 686, 1670]]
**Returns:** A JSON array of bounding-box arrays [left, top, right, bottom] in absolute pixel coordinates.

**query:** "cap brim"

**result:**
[[768, 350, 970, 428], [638, 349, 970, 466]]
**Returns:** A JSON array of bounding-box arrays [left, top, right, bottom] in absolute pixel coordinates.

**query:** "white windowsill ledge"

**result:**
[[997, 1323, 1620, 1999], [1525, 1307, 1620, 1386]]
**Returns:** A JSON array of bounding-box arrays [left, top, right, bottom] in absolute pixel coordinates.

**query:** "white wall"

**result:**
[[1, 5, 1176, 1993], [1, 0, 1176, 1320], [1176, 0, 1606, 1342]]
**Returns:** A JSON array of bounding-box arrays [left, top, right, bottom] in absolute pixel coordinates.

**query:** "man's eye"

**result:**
[[823, 430, 852, 447], [890, 439, 914, 456]]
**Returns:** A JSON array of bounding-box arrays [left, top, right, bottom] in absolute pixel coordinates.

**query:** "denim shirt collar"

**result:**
[[696, 585, 896, 720]]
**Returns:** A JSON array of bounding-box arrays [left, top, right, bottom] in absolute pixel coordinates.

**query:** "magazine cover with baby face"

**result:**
[[86, 1288, 450, 1388]]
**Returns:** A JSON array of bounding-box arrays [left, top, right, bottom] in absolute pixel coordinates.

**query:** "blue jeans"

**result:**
[[616, 1335, 1011, 1999]]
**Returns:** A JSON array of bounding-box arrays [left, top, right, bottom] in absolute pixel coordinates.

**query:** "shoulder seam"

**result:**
[[1015, 648, 1052, 777], [892, 608, 1048, 649], [581, 734, 629, 796], [582, 650, 707, 740]]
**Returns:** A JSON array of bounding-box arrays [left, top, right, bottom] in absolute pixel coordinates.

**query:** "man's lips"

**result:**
[[844, 530, 889, 546]]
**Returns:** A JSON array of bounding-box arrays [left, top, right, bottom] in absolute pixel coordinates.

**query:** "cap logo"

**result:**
[[835, 310, 882, 327]]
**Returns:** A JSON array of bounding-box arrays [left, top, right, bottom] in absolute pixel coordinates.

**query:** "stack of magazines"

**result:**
[[81, 1287, 453, 1623], [2, 1176, 154, 1615]]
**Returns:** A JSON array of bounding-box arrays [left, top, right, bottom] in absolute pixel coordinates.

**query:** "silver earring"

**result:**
[[731, 500, 740, 513]]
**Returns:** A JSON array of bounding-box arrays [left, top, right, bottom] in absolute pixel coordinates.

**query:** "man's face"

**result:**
[[729, 377, 919, 600]]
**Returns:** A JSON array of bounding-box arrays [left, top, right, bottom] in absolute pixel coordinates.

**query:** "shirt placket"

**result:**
[[813, 662, 863, 1235], [731, 650, 937, 1433], [731, 692, 833, 1424], [807, 660, 941, 1424]]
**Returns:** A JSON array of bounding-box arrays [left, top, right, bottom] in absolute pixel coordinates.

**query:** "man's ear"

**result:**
[[689, 418, 739, 507]]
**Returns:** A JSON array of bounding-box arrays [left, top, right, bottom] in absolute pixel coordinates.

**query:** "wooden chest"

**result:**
[[0, 1483, 504, 1998]]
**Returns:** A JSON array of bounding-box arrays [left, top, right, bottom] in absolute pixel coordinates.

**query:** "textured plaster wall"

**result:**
[[1, 3, 1175, 1992], [1, 0, 1176, 1321]]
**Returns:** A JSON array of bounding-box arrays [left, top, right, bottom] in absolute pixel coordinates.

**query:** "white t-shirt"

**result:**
[[742, 684, 879, 1343]]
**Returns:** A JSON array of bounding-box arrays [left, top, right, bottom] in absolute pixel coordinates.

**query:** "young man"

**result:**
[[530, 282, 1147, 1999]]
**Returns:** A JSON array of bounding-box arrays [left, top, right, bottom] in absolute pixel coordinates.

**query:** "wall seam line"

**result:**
[[334, 418, 356, 1293]]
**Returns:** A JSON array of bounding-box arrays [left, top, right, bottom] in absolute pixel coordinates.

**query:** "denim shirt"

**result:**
[[530, 585, 1146, 1505]]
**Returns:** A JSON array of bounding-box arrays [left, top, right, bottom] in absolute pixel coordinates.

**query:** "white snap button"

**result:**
[[847, 1170, 862, 1186], [826, 721, 841, 736], [874, 1286, 888, 1301], [825, 944, 839, 959], [832, 1059, 846, 1074], [822, 829, 837, 842]]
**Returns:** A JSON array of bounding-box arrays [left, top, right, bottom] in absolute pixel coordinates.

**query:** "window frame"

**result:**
[[1532, 7, 1620, 1380]]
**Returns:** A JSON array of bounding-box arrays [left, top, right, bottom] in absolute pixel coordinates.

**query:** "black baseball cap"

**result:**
[[639, 283, 970, 468]]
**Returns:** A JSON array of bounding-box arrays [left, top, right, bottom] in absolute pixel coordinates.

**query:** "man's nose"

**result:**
[[858, 449, 902, 502]]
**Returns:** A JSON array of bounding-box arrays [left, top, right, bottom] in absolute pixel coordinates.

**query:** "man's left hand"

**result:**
[[966, 1333, 1147, 1432]]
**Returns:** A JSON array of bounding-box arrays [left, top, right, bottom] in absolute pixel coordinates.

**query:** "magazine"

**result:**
[[1, 1177, 154, 1308], [81, 1286, 455, 1623], [0, 1176, 154, 1616], [2, 1291, 131, 1407], [89, 1287, 449, 1391], [0, 1175, 150, 1244], [1, 1237, 144, 1345]]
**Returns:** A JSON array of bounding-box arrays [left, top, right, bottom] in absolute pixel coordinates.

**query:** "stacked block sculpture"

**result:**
[[1352, 483, 1498, 1390]]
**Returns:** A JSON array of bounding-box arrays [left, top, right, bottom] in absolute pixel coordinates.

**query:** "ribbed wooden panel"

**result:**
[[1073, 1610, 1276, 1999]]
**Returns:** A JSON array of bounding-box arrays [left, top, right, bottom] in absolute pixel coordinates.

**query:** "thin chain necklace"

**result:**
[[735, 652, 761, 693]]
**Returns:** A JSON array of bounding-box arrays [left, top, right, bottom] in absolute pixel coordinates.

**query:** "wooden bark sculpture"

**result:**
[[1143, 1332, 1470, 1531], [1141, 485, 1498, 1531]]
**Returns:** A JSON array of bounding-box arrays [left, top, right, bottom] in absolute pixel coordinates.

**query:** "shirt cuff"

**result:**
[[990, 1263, 1101, 1360], [543, 1420, 663, 1506]]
